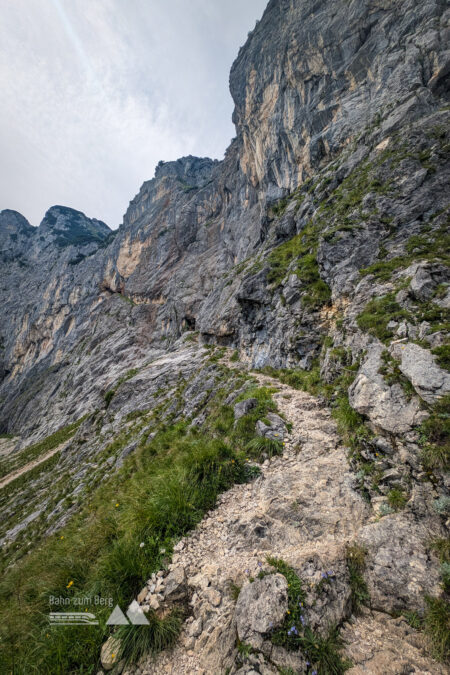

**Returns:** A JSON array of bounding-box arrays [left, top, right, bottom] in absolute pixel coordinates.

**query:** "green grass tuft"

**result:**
[[117, 609, 182, 664], [419, 395, 450, 472], [404, 611, 423, 630], [429, 538, 450, 564], [432, 344, 450, 371], [245, 436, 283, 459], [424, 596, 450, 661], [346, 544, 369, 613]]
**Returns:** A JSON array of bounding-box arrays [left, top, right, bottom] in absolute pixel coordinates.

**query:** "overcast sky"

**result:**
[[0, 0, 267, 228]]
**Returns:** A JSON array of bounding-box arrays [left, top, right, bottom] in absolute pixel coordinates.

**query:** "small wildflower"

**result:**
[[115, 503, 119, 507], [140, 542, 145, 548], [245, 569, 250, 574], [257, 562, 263, 567], [60, 536, 64, 540], [300, 615, 306, 626], [321, 572, 327, 578], [231, 459, 235, 463], [327, 570, 334, 576], [66, 580, 74, 589], [46, 633, 50, 638]]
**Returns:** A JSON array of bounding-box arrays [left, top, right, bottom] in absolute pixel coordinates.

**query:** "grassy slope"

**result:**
[[0, 363, 278, 674]]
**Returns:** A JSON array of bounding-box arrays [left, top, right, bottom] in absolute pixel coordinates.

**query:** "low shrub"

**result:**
[[387, 488, 407, 511]]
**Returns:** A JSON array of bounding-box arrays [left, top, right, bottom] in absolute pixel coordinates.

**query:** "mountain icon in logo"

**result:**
[[106, 601, 150, 626], [126, 600, 150, 625], [106, 605, 129, 625]]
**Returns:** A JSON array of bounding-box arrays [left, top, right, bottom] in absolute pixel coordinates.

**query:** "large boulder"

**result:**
[[408, 262, 448, 302], [234, 398, 258, 421], [164, 566, 187, 601], [348, 345, 427, 434], [358, 513, 442, 614], [390, 342, 450, 404], [234, 574, 288, 649]]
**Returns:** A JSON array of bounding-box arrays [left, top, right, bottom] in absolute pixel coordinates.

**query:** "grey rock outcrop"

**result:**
[[390, 342, 450, 404], [235, 574, 288, 649], [234, 399, 258, 421], [348, 344, 427, 434], [358, 512, 442, 614]]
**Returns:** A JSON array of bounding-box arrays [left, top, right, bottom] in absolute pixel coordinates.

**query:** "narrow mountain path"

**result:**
[[0, 442, 68, 490], [121, 371, 445, 675]]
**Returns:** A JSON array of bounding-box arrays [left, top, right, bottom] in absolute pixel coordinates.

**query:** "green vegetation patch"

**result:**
[[360, 223, 450, 283], [386, 487, 407, 511], [424, 596, 450, 661], [432, 344, 450, 371], [356, 293, 412, 343], [267, 222, 331, 309], [345, 544, 370, 613], [419, 394, 450, 472], [117, 608, 182, 665], [267, 557, 351, 674]]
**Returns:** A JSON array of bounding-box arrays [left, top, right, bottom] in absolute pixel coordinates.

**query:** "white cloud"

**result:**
[[0, 0, 267, 227]]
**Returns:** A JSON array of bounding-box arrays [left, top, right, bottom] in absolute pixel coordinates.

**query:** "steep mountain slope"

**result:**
[[0, 0, 449, 672], [1, 0, 448, 440]]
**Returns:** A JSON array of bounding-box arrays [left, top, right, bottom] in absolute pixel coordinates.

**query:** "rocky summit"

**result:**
[[0, 1, 449, 674]]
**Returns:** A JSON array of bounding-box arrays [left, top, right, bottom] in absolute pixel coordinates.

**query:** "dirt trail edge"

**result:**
[[0, 442, 68, 490]]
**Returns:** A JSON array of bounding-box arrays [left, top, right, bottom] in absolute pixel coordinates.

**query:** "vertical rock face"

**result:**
[[0, 0, 449, 445], [230, 0, 448, 191]]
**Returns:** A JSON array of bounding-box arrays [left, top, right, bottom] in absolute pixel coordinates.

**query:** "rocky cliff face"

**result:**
[[0, 0, 449, 672]]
